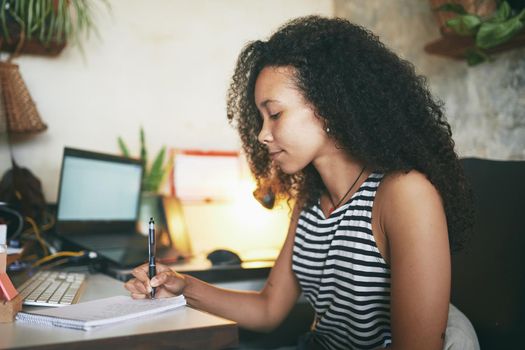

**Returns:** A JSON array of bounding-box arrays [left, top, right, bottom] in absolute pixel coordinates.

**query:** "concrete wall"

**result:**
[[334, 0, 525, 161]]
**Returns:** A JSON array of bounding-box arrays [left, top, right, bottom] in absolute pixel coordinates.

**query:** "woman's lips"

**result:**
[[269, 150, 283, 161]]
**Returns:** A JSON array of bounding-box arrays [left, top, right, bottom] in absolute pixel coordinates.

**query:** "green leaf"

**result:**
[[139, 126, 148, 166], [465, 48, 489, 66], [490, 1, 511, 23], [45, 7, 56, 44], [162, 155, 174, 185], [1, 0, 11, 41], [476, 10, 525, 49], [147, 147, 166, 192], [8, 6, 26, 34], [435, 3, 467, 15], [150, 147, 166, 177], [36, 0, 51, 42], [117, 136, 130, 157], [55, 0, 65, 43], [26, 0, 33, 38], [446, 14, 481, 36]]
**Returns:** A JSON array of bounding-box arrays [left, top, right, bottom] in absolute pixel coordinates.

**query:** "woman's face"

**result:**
[[254, 66, 331, 174]]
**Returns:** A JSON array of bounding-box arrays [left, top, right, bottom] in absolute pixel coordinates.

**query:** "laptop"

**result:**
[[55, 147, 153, 267]]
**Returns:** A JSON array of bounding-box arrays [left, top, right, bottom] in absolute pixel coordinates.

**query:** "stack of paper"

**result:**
[[16, 295, 186, 330]]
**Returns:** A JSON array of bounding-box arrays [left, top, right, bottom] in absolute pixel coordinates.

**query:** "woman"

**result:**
[[125, 16, 475, 350]]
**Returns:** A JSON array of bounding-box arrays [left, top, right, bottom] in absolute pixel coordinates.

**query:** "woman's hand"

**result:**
[[124, 262, 186, 299]]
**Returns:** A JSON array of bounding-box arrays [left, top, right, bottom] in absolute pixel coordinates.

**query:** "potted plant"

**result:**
[[426, 0, 525, 65], [0, 0, 109, 56], [118, 127, 172, 194], [118, 127, 173, 236]]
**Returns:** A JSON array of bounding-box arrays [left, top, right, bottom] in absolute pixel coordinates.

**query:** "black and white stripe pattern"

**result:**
[[292, 173, 391, 350]]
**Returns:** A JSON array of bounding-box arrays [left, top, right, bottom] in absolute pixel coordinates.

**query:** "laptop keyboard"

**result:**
[[18, 271, 86, 307]]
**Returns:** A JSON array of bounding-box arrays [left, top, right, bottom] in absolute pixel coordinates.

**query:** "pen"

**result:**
[[148, 217, 156, 298]]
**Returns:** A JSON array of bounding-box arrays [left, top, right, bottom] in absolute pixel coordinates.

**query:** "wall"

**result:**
[[6, 0, 333, 257], [9, 0, 333, 202], [10, 0, 522, 256], [334, 0, 525, 161]]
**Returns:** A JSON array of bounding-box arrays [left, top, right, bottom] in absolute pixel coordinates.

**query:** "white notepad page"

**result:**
[[16, 295, 186, 331]]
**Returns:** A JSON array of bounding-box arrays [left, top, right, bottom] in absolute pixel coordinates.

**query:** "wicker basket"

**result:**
[[0, 61, 47, 133]]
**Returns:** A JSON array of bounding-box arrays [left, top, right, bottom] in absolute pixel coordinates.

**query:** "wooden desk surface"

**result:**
[[0, 273, 238, 350]]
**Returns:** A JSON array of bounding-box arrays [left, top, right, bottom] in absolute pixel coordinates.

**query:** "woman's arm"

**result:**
[[125, 204, 303, 332], [379, 171, 451, 350]]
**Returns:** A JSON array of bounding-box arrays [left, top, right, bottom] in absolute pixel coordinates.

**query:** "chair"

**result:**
[[452, 158, 525, 349]]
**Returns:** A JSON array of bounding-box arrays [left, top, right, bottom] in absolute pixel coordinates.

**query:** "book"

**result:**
[[16, 295, 186, 331]]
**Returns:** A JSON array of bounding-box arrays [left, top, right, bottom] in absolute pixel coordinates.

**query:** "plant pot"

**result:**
[[0, 38, 66, 57], [0, 9, 66, 57], [424, 30, 525, 59], [138, 193, 191, 256], [138, 192, 164, 236]]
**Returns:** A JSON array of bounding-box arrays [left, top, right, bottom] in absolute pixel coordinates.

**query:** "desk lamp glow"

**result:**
[[170, 150, 290, 261]]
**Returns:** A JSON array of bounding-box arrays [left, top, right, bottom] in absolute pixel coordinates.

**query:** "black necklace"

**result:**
[[327, 166, 366, 215]]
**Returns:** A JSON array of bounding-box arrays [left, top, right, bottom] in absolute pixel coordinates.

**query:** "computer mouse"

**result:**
[[206, 249, 242, 266]]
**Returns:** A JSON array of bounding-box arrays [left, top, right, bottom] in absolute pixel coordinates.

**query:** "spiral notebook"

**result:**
[[16, 295, 186, 331]]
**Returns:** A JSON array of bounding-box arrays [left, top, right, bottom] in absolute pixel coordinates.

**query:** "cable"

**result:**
[[39, 211, 56, 232], [0, 204, 24, 242], [40, 257, 72, 270], [31, 251, 85, 268], [25, 216, 49, 256]]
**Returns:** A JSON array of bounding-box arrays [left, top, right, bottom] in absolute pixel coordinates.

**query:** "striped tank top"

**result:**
[[292, 172, 391, 350]]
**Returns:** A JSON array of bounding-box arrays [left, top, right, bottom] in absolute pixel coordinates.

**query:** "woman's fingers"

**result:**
[[155, 263, 171, 273], [131, 264, 150, 282], [125, 263, 184, 299], [131, 262, 170, 280], [130, 292, 147, 300], [124, 277, 151, 294], [129, 262, 167, 292], [151, 270, 186, 295]]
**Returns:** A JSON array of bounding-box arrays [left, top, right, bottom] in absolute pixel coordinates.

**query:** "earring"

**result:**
[[325, 127, 330, 134]]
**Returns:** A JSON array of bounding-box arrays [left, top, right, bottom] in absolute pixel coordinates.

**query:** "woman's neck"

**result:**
[[313, 150, 369, 207]]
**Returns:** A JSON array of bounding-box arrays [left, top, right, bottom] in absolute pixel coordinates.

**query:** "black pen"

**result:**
[[148, 217, 156, 298]]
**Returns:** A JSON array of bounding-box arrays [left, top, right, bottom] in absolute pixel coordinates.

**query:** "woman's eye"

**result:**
[[270, 112, 281, 120]]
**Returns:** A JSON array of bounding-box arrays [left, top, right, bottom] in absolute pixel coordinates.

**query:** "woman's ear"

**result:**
[[311, 109, 330, 135], [321, 117, 331, 135]]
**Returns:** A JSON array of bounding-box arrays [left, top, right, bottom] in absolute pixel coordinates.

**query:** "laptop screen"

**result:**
[[57, 148, 143, 224]]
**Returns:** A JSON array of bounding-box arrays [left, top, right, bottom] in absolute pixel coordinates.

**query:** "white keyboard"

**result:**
[[18, 271, 86, 307]]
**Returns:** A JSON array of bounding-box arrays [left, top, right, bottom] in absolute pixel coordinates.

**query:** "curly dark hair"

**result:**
[[226, 16, 473, 251]]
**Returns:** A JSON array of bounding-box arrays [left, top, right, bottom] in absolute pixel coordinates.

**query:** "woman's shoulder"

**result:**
[[379, 169, 441, 201], [376, 169, 445, 229], [370, 170, 449, 265]]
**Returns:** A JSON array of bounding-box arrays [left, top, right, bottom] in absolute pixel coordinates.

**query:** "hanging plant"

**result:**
[[436, 1, 525, 65], [0, 0, 109, 56]]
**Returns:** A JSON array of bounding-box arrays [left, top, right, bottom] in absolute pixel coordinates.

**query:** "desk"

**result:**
[[105, 256, 273, 284], [0, 273, 238, 350]]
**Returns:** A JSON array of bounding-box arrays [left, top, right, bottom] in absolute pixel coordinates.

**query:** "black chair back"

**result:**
[[452, 158, 525, 349]]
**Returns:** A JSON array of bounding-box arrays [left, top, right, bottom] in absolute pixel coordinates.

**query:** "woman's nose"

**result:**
[[258, 122, 273, 145]]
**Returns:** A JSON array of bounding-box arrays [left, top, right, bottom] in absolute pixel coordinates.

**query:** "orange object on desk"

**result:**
[[0, 273, 18, 301]]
